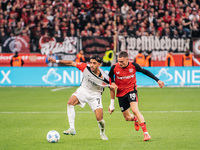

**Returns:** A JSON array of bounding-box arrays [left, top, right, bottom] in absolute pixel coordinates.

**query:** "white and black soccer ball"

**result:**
[[46, 130, 60, 143]]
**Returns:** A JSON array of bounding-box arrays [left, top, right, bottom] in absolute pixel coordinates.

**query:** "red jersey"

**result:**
[[109, 62, 159, 97]]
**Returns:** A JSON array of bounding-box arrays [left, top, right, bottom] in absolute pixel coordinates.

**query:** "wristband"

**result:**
[[110, 99, 115, 105], [56, 60, 59, 63], [109, 99, 115, 110]]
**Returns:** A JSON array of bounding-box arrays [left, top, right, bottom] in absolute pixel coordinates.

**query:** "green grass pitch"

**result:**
[[0, 87, 200, 150]]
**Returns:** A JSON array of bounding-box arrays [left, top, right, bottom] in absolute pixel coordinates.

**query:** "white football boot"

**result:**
[[63, 128, 76, 135], [100, 132, 108, 140], [98, 122, 108, 140]]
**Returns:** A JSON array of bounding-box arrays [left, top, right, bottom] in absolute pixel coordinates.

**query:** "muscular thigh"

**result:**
[[68, 95, 80, 106]]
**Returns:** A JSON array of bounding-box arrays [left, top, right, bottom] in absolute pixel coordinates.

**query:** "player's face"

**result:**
[[90, 59, 100, 72], [118, 56, 129, 68]]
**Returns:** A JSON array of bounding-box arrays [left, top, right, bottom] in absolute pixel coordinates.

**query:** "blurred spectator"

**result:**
[[183, 12, 192, 38], [145, 51, 153, 67], [189, 8, 199, 20], [165, 50, 175, 67], [177, 25, 185, 38], [163, 11, 171, 24], [182, 49, 193, 66], [121, 2, 129, 18], [10, 51, 24, 67], [14, 22, 23, 36], [102, 46, 114, 66], [0, 0, 198, 56], [76, 50, 85, 63], [76, 50, 85, 62], [134, 50, 145, 67], [162, 26, 173, 38], [46, 50, 58, 67]]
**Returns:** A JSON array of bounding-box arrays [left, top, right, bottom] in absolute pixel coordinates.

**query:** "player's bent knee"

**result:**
[[67, 101, 73, 105]]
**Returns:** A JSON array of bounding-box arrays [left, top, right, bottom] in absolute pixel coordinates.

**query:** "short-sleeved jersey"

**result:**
[[109, 62, 159, 97], [76, 62, 110, 93]]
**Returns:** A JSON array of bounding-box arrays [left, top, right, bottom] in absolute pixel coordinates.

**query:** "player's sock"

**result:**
[[98, 119, 108, 140], [140, 122, 148, 134], [98, 119, 105, 133], [67, 104, 75, 129]]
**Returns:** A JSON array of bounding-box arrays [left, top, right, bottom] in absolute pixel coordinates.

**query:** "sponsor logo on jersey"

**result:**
[[116, 74, 134, 80], [116, 71, 120, 74]]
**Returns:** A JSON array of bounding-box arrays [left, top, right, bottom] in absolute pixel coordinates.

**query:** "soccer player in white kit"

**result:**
[[48, 54, 114, 140]]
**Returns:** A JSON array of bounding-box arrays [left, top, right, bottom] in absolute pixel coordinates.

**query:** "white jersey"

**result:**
[[76, 63, 110, 93]]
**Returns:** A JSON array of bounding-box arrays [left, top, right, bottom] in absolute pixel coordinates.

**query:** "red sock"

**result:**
[[132, 116, 137, 121], [140, 122, 148, 133]]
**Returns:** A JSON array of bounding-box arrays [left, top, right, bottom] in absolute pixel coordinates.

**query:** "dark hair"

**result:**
[[139, 50, 143, 53], [15, 51, 18, 55], [90, 54, 102, 63], [118, 51, 128, 58]]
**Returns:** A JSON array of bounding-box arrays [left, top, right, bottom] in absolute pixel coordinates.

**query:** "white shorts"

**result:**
[[72, 87, 103, 112]]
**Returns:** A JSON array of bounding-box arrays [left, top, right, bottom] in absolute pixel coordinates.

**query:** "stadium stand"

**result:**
[[0, 0, 200, 66], [0, 0, 199, 44]]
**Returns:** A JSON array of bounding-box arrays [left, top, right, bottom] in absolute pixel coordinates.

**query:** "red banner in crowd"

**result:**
[[2, 35, 30, 53], [81, 37, 112, 62], [151, 53, 199, 66], [39, 36, 78, 61], [0, 53, 47, 66]]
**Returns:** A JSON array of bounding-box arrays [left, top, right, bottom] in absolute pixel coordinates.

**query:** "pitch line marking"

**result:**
[[0, 111, 200, 114], [51, 87, 72, 92]]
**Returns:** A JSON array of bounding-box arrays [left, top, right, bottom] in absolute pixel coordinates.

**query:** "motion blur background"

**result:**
[[0, 0, 200, 87]]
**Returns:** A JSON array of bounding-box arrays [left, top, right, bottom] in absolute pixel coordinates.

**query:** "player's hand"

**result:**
[[110, 83, 118, 90], [157, 80, 164, 88], [108, 107, 115, 115], [48, 57, 56, 63]]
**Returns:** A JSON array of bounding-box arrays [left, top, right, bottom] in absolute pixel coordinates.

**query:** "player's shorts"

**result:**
[[72, 87, 102, 112], [118, 90, 138, 112]]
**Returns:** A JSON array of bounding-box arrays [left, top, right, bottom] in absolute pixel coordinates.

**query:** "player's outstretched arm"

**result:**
[[48, 57, 77, 67], [157, 80, 164, 88]]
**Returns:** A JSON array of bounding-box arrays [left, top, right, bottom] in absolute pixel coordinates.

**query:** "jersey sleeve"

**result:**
[[109, 65, 116, 83], [76, 62, 87, 72], [132, 62, 159, 82]]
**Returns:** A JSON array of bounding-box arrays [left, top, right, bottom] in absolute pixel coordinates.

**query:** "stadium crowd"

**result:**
[[0, 0, 200, 48]]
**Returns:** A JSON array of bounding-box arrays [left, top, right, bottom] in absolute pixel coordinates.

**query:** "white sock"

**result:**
[[98, 119, 105, 134], [67, 104, 75, 129]]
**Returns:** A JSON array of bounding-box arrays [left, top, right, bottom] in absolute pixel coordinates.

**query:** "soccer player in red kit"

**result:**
[[108, 51, 164, 141]]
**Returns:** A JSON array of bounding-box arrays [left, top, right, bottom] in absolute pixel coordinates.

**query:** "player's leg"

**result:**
[[122, 108, 137, 121], [63, 95, 80, 135], [130, 102, 151, 141], [122, 108, 140, 131], [95, 108, 108, 140], [119, 94, 140, 131], [89, 95, 108, 140]]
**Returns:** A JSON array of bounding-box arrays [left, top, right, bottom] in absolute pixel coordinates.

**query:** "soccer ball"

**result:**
[[46, 130, 60, 143]]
